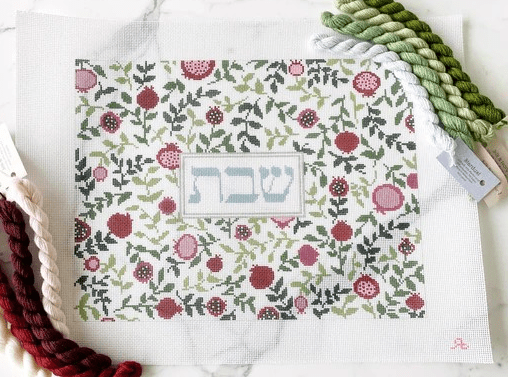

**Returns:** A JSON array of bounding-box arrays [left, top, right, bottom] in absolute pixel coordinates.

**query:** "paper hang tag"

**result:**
[[475, 142, 508, 207], [437, 138, 500, 202], [0, 124, 28, 190]]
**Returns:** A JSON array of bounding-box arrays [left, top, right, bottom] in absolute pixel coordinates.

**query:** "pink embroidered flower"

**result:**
[[75, 69, 97, 93], [297, 108, 319, 129], [84, 256, 100, 272], [235, 225, 252, 241], [107, 213, 132, 239], [207, 255, 223, 273], [156, 298, 183, 319], [156, 143, 182, 169], [298, 245, 319, 266], [271, 217, 295, 229], [405, 114, 415, 133], [133, 261, 153, 283], [398, 238, 415, 255], [174, 234, 198, 260], [100, 111, 122, 133], [353, 274, 380, 300], [249, 265, 274, 289], [353, 71, 381, 97], [407, 173, 418, 189], [159, 197, 177, 215], [206, 297, 226, 317], [330, 221, 353, 242], [75, 218, 91, 243], [329, 177, 349, 197], [406, 294, 425, 311], [257, 307, 279, 320], [288, 60, 305, 76], [335, 131, 359, 153], [137, 86, 159, 110], [93, 166, 108, 182], [372, 184, 405, 214], [294, 295, 308, 314], [205, 106, 224, 125], [181, 60, 216, 80]]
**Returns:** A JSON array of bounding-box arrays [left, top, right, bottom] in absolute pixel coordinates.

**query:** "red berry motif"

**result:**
[[353, 274, 380, 299], [335, 131, 359, 153], [181, 60, 216, 80], [257, 307, 279, 320], [330, 221, 353, 242], [107, 213, 132, 239], [372, 184, 405, 214], [405, 114, 415, 133], [407, 173, 418, 189], [297, 108, 319, 129], [406, 294, 424, 311], [206, 297, 227, 317], [353, 71, 381, 97], [75, 69, 97, 93], [84, 256, 100, 272], [100, 112, 122, 134], [137, 86, 159, 110], [159, 197, 177, 215], [249, 265, 275, 289], [294, 295, 308, 314], [207, 255, 223, 273], [133, 261, 153, 283], [174, 234, 198, 260], [235, 225, 252, 241], [398, 238, 415, 255], [75, 218, 91, 243], [329, 177, 349, 197], [93, 166, 108, 182], [288, 60, 305, 76], [205, 106, 224, 125], [156, 298, 183, 319], [156, 143, 182, 169], [298, 244, 319, 266]]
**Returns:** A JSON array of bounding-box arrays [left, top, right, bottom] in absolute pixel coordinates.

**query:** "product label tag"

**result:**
[[437, 138, 500, 202], [475, 142, 508, 207], [0, 124, 28, 189]]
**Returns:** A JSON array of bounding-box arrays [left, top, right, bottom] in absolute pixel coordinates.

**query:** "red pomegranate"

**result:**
[[372, 184, 405, 214], [288, 60, 305, 76], [205, 106, 224, 125], [75, 69, 97, 93], [181, 60, 216, 80], [296, 108, 320, 129], [235, 225, 252, 241], [107, 213, 132, 238], [75, 218, 91, 243], [249, 265, 275, 289], [100, 112, 122, 134], [329, 177, 349, 197], [298, 245, 319, 266], [207, 255, 223, 273], [407, 173, 418, 189], [156, 143, 182, 169], [335, 131, 359, 153], [330, 221, 353, 242], [137, 86, 159, 110], [405, 114, 415, 133], [257, 307, 280, 320], [353, 71, 381, 97], [406, 294, 424, 311], [294, 295, 308, 314], [158, 197, 177, 215], [174, 234, 198, 260], [84, 256, 100, 272], [353, 274, 380, 299], [207, 297, 227, 317], [156, 298, 183, 319]]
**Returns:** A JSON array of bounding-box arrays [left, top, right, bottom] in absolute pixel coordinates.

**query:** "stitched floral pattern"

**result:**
[[74, 59, 424, 321]]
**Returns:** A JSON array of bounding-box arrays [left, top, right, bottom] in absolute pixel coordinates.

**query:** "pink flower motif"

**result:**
[[159, 197, 177, 215], [93, 166, 108, 182], [353, 274, 380, 300], [353, 71, 381, 97], [288, 60, 305, 76], [298, 245, 319, 266], [174, 234, 198, 260], [297, 109, 319, 129], [271, 217, 295, 229], [133, 261, 153, 283], [235, 225, 252, 241], [84, 256, 100, 272], [75, 69, 97, 93], [100, 111, 122, 133]]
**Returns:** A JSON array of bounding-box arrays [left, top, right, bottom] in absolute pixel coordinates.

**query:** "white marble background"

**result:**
[[1, 0, 508, 376]]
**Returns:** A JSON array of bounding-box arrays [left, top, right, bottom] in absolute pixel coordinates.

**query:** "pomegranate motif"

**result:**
[[84, 256, 100, 272], [235, 225, 252, 241], [398, 238, 415, 256], [298, 245, 319, 266], [288, 60, 305, 76], [93, 166, 108, 182], [207, 297, 227, 317], [405, 114, 415, 133], [329, 177, 349, 197], [75, 218, 91, 243], [133, 261, 154, 283], [335, 131, 359, 153], [294, 295, 308, 314], [158, 197, 177, 215], [75, 69, 97, 93], [406, 293, 425, 311], [296, 108, 320, 128], [271, 217, 295, 229], [174, 234, 198, 260], [407, 173, 418, 189], [156, 298, 183, 319], [181, 60, 216, 80], [330, 221, 353, 242], [107, 213, 132, 239], [353, 274, 380, 300], [372, 184, 405, 214], [156, 143, 182, 169], [352, 71, 381, 97], [249, 265, 275, 289], [207, 255, 223, 273], [257, 307, 280, 320], [100, 112, 122, 134], [205, 106, 224, 125], [137, 86, 159, 110]]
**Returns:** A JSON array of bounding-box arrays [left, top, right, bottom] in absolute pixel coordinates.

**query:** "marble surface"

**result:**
[[1, 0, 508, 376]]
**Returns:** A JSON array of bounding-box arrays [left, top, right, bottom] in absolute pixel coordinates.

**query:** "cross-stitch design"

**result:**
[[74, 59, 425, 321]]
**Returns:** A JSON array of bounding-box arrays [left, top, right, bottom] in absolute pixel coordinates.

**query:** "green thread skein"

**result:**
[[362, 0, 506, 126], [321, 11, 475, 148], [333, 0, 495, 143]]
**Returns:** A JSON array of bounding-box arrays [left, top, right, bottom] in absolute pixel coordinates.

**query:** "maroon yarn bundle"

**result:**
[[0, 195, 142, 377]]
